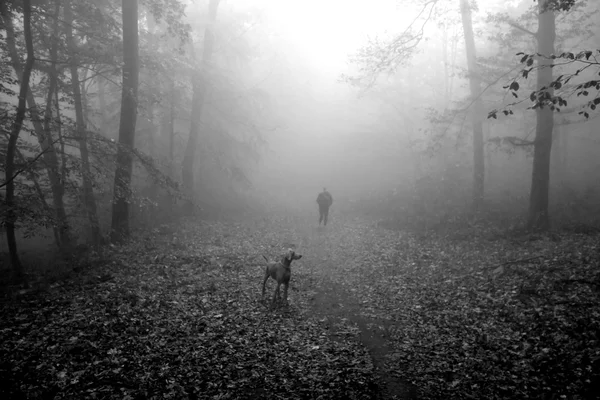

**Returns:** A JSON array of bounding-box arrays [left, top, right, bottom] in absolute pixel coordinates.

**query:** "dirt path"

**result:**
[[290, 218, 417, 400]]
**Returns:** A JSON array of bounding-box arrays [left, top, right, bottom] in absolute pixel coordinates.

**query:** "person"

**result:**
[[316, 187, 333, 226]]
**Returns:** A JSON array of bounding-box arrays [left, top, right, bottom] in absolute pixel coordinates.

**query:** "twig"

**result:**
[[0, 136, 61, 189]]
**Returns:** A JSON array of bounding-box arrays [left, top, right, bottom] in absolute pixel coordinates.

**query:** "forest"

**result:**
[[1, 0, 599, 398]]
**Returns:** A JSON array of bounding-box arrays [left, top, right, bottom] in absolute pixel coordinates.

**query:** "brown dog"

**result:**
[[261, 249, 302, 307]]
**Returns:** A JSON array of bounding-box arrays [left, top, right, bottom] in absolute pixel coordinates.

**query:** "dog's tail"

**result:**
[[262, 255, 269, 262]]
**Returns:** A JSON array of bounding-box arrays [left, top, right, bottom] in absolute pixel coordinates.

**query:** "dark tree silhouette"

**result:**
[[111, 0, 140, 242]]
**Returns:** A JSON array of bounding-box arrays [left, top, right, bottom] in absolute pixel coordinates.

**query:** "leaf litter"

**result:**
[[1, 215, 599, 399]]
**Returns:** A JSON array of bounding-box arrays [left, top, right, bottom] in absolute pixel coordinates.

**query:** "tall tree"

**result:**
[[181, 0, 220, 212], [1, 0, 34, 278], [43, 0, 72, 249], [459, 0, 485, 209], [528, 0, 555, 230], [111, 0, 140, 243], [65, 0, 101, 245], [2, 0, 72, 251]]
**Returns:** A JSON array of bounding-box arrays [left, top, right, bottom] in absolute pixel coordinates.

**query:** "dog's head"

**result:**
[[284, 248, 302, 263]]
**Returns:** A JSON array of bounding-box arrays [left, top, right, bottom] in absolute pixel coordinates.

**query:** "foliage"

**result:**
[[489, 49, 600, 119]]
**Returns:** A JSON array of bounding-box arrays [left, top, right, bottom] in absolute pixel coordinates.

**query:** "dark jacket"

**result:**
[[317, 191, 333, 208]]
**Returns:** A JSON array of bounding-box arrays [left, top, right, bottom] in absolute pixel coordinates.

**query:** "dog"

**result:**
[[261, 249, 302, 307]]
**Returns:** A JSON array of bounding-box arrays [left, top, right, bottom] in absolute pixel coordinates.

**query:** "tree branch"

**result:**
[[0, 137, 61, 189], [506, 20, 537, 37]]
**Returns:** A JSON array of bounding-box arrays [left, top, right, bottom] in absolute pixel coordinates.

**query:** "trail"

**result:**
[[284, 212, 417, 400]]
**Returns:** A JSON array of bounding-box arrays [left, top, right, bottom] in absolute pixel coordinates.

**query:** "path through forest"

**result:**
[[281, 213, 417, 399]]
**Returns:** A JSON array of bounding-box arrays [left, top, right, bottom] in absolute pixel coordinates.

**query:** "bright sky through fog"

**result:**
[[252, 0, 409, 71]]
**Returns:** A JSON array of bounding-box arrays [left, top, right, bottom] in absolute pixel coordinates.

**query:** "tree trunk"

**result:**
[[54, 87, 68, 186], [65, 0, 101, 245], [460, 0, 485, 210], [97, 76, 109, 133], [2, 0, 71, 252], [43, 0, 72, 249], [169, 81, 176, 174], [148, 102, 156, 158], [110, 0, 139, 243], [181, 0, 220, 212], [527, 0, 555, 231], [1, 0, 34, 279]]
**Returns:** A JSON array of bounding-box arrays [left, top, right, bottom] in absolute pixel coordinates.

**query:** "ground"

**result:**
[[1, 211, 599, 399]]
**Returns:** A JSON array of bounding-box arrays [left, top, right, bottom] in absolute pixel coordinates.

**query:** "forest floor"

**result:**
[[1, 212, 600, 399]]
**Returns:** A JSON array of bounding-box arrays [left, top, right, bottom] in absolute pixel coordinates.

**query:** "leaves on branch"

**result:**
[[491, 49, 600, 119]]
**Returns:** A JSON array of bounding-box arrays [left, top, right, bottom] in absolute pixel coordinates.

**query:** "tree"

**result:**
[[459, 0, 485, 209], [111, 0, 140, 243], [42, 0, 72, 249], [487, 0, 593, 230], [65, 0, 102, 245], [527, 0, 556, 230], [181, 0, 221, 212], [2, 0, 72, 251], [1, 0, 34, 278]]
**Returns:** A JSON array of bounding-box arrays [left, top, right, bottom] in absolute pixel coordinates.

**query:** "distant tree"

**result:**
[[181, 0, 221, 213], [0, 0, 34, 278], [344, 0, 491, 212], [459, 0, 485, 209], [111, 0, 140, 243]]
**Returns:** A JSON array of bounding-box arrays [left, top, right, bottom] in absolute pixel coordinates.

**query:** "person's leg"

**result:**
[[324, 207, 329, 226], [318, 206, 324, 224]]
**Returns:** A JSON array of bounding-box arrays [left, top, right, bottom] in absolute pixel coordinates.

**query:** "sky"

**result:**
[[246, 0, 412, 72]]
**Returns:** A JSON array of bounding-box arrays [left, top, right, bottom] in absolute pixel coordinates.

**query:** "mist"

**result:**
[[1, 0, 600, 399]]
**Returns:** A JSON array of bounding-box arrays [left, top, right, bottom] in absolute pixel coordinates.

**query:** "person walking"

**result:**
[[316, 187, 333, 226]]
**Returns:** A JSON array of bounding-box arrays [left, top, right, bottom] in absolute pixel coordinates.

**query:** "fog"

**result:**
[[3, 1, 600, 397], [238, 0, 600, 226]]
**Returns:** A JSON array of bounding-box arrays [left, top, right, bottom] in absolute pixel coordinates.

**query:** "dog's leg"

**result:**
[[272, 283, 281, 308], [283, 282, 289, 305], [262, 268, 269, 301]]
